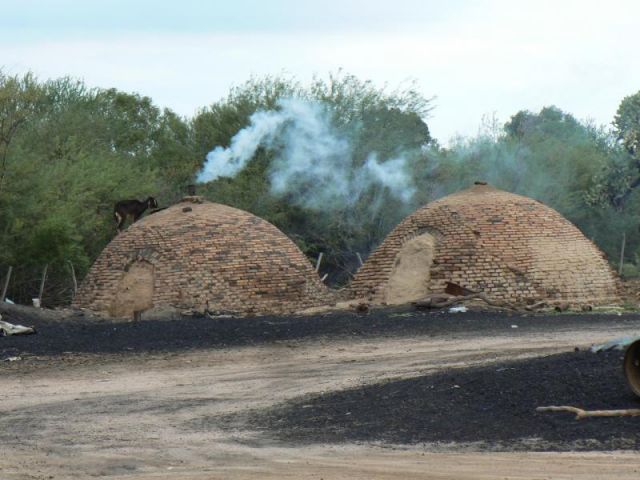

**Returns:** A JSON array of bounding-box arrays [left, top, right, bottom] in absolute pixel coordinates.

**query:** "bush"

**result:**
[[620, 262, 640, 279]]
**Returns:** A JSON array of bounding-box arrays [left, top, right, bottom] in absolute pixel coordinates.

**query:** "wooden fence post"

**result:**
[[619, 233, 626, 276], [1, 265, 12, 302], [68, 261, 78, 298], [37, 264, 48, 307]]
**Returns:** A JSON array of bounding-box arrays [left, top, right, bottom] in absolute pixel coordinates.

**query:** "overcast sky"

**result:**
[[2, 0, 639, 143]]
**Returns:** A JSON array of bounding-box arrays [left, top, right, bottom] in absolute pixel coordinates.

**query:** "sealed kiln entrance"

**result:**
[[109, 260, 155, 318], [382, 233, 436, 305]]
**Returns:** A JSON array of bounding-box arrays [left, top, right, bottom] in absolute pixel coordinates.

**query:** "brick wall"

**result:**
[[350, 184, 620, 306], [74, 197, 335, 316]]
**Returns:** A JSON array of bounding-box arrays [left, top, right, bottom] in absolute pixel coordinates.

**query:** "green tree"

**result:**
[[584, 91, 640, 210], [0, 71, 197, 305], [0, 72, 46, 194], [615, 91, 640, 156], [193, 72, 434, 284]]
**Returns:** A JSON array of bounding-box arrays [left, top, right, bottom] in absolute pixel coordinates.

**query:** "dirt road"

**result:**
[[2, 310, 640, 479]]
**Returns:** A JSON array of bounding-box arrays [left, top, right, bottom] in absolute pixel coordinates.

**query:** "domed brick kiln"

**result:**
[[74, 197, 333, 316], [350, 183, 619, 306]]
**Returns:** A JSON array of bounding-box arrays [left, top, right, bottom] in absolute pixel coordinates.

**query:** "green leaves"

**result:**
[[582, 92, 640, 211], [0, 72, 48, 194], [3, 69, 640, 303], [0, 70, 193, 304], [614, 91, 640, 156], [191, 72, 435, 284]]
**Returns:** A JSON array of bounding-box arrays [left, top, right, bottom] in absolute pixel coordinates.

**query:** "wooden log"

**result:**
[[412, 294, 454, 309], [413, 292, 519, 311], [536, 405, 640, 419], [524, 300, 548, 311], [554, 303, 571, 312]]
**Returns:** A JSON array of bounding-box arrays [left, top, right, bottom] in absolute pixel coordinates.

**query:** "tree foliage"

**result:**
[[2, 69, 640, 304], [193, 72, 434, 283], [585, 91, 640, 210], [0, 72, 196, 305], [614, 91, 640, 156], [0, 72, 46, 194]]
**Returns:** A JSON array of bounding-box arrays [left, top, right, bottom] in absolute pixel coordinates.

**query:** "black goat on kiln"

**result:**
[[114, 197, 158, 232]]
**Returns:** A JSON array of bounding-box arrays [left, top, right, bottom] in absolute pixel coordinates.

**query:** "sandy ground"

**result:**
[[2, 320, 640, 479]]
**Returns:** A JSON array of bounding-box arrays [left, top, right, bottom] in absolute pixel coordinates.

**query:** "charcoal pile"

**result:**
[[238, 350, 640, 451]]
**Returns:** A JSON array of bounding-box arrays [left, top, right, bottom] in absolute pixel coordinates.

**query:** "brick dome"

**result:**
[[350, 184, 619, 306], [74, 197, 333, 316]]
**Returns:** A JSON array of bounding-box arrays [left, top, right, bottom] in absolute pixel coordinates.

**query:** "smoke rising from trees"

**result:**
[[3, 70, 640, 303], [197, 98, 416, 211]]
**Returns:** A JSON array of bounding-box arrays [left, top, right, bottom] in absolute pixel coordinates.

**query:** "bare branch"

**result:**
[[536, 406, 640, 420]]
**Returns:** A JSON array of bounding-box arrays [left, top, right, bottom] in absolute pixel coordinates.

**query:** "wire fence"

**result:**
[[1, 250, 366, 308], [0, 262, 78, 308]]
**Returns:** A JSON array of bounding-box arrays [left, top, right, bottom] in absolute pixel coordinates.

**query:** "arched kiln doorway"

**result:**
[[382, 233, 436, 305], [109, 260, 155, 318]]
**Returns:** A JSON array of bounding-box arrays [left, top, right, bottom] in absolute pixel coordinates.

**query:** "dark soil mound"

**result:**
[[239, 351, 640, 451]]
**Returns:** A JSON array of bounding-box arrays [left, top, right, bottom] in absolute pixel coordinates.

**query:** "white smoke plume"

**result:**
[[197, 98, 416, 210]]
